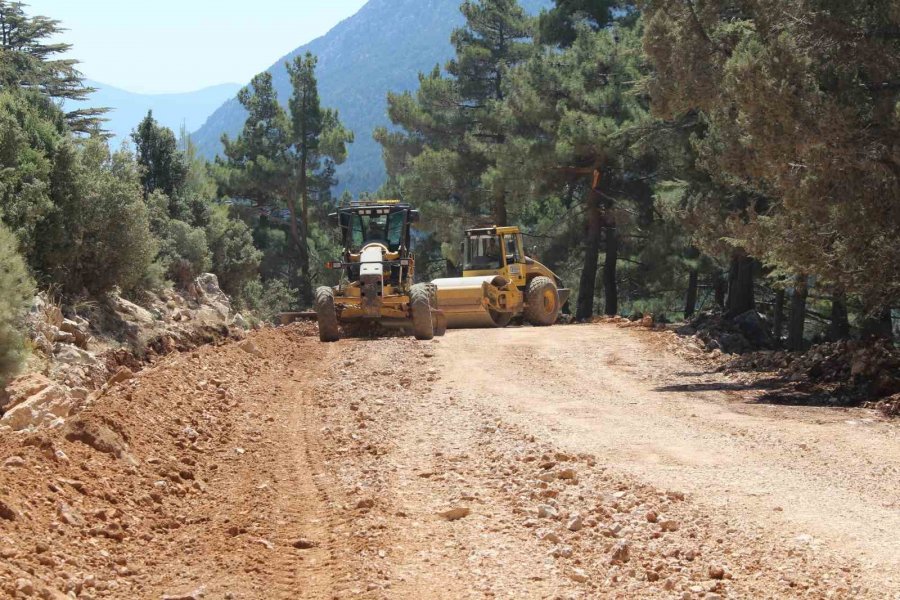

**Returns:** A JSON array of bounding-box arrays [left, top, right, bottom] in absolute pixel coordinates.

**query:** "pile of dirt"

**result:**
[[720, 338, 900, 411], [675, 310, 776, 355], [0, 325, 321, 599], [593, 314, 658, 329]]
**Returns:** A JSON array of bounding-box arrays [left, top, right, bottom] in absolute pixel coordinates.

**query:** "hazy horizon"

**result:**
[[27, 0, 368, 94]]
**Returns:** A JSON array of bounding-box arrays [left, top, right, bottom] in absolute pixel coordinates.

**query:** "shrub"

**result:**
[[206, 207, 262, 297], [161, 219, 211, 288], [239, 278, 297, 323], [0, 223, 35, 388], [35, 139, 159, 296]]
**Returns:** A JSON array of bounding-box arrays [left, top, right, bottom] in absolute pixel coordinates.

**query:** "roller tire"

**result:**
[[410, 283, 434, 341], [523, 276, 560, 327], [315, 287, 341, 342]]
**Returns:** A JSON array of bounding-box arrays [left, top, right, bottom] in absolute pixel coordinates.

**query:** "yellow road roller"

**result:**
[[432, 226, 570, 328]]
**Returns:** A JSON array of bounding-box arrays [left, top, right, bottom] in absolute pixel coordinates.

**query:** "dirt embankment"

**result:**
[[2, 322, 897, 599]]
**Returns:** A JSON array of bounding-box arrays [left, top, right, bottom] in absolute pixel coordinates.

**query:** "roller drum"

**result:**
[[432, 276, 512, 328]]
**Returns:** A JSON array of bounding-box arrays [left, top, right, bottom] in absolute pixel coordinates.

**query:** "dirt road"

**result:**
[[1, 323, 898, 599]]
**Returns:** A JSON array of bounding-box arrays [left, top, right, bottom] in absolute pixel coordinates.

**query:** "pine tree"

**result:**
[[219, 59, 352, 305], [643, 0, 900, 326], [132, 112, 189, 206], [0, 1, 105, 132], [377, 0, 536, 228], [503, 18, 653, 319], [286, 53, 353, 303]]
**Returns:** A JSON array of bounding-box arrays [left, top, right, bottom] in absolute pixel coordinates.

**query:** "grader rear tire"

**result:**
[[315, 287, 341, 343], [410, 283, 434, 341], [523, 276, 560, 327]]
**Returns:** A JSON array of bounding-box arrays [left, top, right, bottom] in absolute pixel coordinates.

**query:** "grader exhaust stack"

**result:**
[[432, 226, 570, 329]]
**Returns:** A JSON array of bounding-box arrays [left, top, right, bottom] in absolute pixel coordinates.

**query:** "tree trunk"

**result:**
[[285, 198, 309, 300], [575, 187, 601, 322], [297, 161, 312, 306], [772, 288, 785, 345], [713, 272, 726, 309], [726, 253, 755, 317], [494, 191, 508, 227], [860, 307, 893, 340], [829, 290, 851, 341], [602, 212, 618, 316], [684, 270, 699, 319], [787, 274, 808, 352]]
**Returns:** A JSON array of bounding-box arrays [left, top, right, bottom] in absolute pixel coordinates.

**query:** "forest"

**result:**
[[0, 0, 898, 387]]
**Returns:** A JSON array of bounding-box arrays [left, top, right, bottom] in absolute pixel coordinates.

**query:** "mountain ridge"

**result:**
[[79, 80, 243, 146], [191, 0, 553, 196]]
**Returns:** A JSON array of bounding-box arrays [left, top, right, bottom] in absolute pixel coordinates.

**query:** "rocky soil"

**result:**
[[600, 312, 900, 416], [2, 322, 897, 599], [1, 274, 248, 435]]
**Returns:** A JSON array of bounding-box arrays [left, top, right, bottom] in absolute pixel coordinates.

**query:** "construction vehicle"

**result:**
[[314, 200, 445, 343], [432, 226, 570, 328]]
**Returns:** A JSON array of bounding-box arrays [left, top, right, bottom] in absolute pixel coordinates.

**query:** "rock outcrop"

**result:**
[[2, 274, 248, 434]]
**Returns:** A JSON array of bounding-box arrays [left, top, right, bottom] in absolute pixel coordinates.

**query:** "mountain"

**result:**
[[80, 81, 243, 146], [191, 0, 553, 196]]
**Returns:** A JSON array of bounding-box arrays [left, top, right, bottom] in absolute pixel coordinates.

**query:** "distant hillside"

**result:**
[[80, 81, 242, 146], [191, 0, 553, 196]]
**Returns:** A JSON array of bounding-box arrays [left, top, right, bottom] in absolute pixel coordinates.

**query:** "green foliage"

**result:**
[[238, 278, 297, 323], [642, 0, 900, 311], [218, 56, 352, 305], [132, 112, 189, 204], [0, 221, 34, 387], [377, 0, 538, 229], [34, 139, 159, 296], [0, 1, 105, 133], [206, 206, 262, 297], [0, 89, 66, 255], [159, 219, 211, 288], [538, 0, 624, 47]]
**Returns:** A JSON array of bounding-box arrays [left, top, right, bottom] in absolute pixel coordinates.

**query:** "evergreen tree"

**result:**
[[132, 112, 189, 209], [219, 59, 352, 305], [643, 0, 900, 323], [0, 1, 105, 132], [286, 52, 353, 302], [377, 0, 537, 228], [538, 0, 623, 46], [504, 18, 653, 319]]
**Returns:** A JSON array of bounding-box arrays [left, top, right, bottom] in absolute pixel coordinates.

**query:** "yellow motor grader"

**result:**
[[315, 200, 445, 342], [432, 226, 570, 328]]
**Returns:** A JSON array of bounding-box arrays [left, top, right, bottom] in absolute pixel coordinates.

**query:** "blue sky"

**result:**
[[27, 0, 368, 94]]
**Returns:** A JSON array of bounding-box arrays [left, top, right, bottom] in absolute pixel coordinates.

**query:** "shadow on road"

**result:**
[[655, 378, 863, 409]]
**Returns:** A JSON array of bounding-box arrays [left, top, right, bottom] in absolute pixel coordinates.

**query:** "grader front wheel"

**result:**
[[315, 287, 341, 343], [410, 283, 435, 341]]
